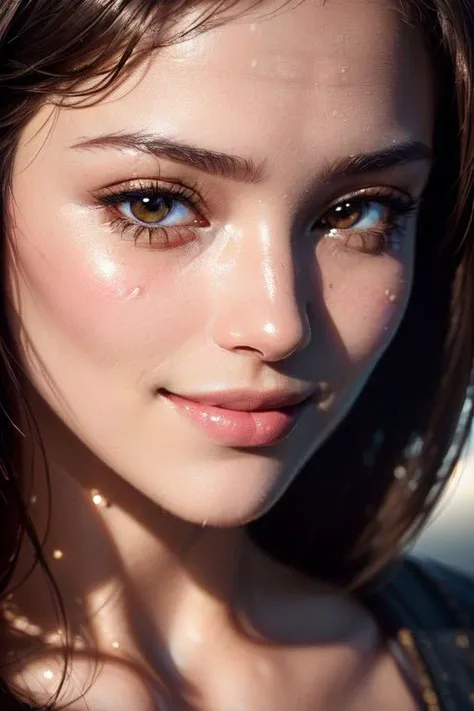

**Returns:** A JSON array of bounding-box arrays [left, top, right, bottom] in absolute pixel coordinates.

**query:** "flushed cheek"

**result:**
[[8, 219, 202, 367]]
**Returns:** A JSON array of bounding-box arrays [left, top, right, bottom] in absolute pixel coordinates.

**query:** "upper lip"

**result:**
[[162, 388, 314, 411]]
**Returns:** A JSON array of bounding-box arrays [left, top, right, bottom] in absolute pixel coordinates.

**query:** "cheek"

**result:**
[[7, 206, 204, 371], [320, 255, 411, 365]]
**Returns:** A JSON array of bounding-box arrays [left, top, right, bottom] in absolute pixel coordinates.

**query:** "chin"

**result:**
[[119, 449, 302, 529]]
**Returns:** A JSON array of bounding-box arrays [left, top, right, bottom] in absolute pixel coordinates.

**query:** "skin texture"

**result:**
[[2, 0, 433, 708]]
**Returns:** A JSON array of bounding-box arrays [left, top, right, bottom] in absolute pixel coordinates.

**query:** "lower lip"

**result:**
[[161, 392, 304, 447]]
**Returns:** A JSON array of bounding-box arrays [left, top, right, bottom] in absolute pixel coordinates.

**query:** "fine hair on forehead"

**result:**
[[0, 0, 473, 601]]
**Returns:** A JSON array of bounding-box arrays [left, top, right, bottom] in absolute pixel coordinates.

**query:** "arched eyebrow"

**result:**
[[320, 141, 432, 181], [71, 132, 265, 183], [71, 132, 432, 183]]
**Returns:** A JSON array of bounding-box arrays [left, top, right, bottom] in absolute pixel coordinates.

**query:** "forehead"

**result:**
[[19, 0, 434, 168]]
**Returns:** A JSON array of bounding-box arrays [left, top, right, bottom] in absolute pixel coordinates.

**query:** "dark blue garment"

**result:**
[[366, 556, 474, 710]]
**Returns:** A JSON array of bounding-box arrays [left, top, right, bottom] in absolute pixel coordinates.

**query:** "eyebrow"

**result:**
[[72, 132, 265, 183], [71, 132, 432, 184], [320, 141, 433, 181]]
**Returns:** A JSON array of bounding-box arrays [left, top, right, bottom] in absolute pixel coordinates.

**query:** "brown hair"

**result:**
[[0, 0, 473, 707]]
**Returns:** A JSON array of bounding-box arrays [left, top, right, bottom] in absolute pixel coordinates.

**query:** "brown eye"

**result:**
[[324, 201, 364, 230], [129, 196, 173, 224]]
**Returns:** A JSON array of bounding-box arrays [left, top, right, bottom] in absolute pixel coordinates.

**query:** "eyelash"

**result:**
[[315, 190, 418, 256], [96, 180, 418, 255], [98, 180, 208, 249]]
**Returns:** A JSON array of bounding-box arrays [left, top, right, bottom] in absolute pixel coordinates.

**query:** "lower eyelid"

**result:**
[[112, 218, 199, 250]]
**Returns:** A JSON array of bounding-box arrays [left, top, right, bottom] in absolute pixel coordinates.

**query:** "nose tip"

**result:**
[[213, 302, 311, 362]]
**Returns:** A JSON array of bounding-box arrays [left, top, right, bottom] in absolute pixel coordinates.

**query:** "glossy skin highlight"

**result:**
[[3, 0, 434, 708]]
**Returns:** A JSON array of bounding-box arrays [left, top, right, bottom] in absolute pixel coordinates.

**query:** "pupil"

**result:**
[[131, 195, 171, 223], [145, 196, 166, 211], [336, 203, 353, 217], [328, 201, 361, 228]]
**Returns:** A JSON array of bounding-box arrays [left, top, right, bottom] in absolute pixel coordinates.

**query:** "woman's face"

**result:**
[[8, 0, 433, 525]]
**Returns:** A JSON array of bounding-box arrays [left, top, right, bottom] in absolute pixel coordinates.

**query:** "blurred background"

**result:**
[[413, 430, 474, 576]]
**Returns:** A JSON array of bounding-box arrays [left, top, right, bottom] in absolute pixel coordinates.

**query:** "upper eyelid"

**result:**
[[95, 178, 207, 206], [323, 186, 412, 208], [95, 183, 213, 228], [310, 187, 415, 227], [94, 178, 414, 222]]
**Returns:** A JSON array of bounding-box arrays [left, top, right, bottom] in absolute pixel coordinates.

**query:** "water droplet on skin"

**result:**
[[91, 491, 103, 506], [385, 289, 397, 303], [317, 382, 335, 412], [91, 489, 110, 508], [125, 286, 142, 301]]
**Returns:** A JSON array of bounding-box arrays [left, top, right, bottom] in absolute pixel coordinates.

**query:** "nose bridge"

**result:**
[[210, 218, 311, 361]]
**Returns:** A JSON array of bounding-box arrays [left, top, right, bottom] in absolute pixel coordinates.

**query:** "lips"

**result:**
[[161, 388, 313, 411], [160, 389, 311, 447]]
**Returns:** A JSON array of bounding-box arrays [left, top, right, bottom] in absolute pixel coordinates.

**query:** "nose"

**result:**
[[210, 221, 311, 362]]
